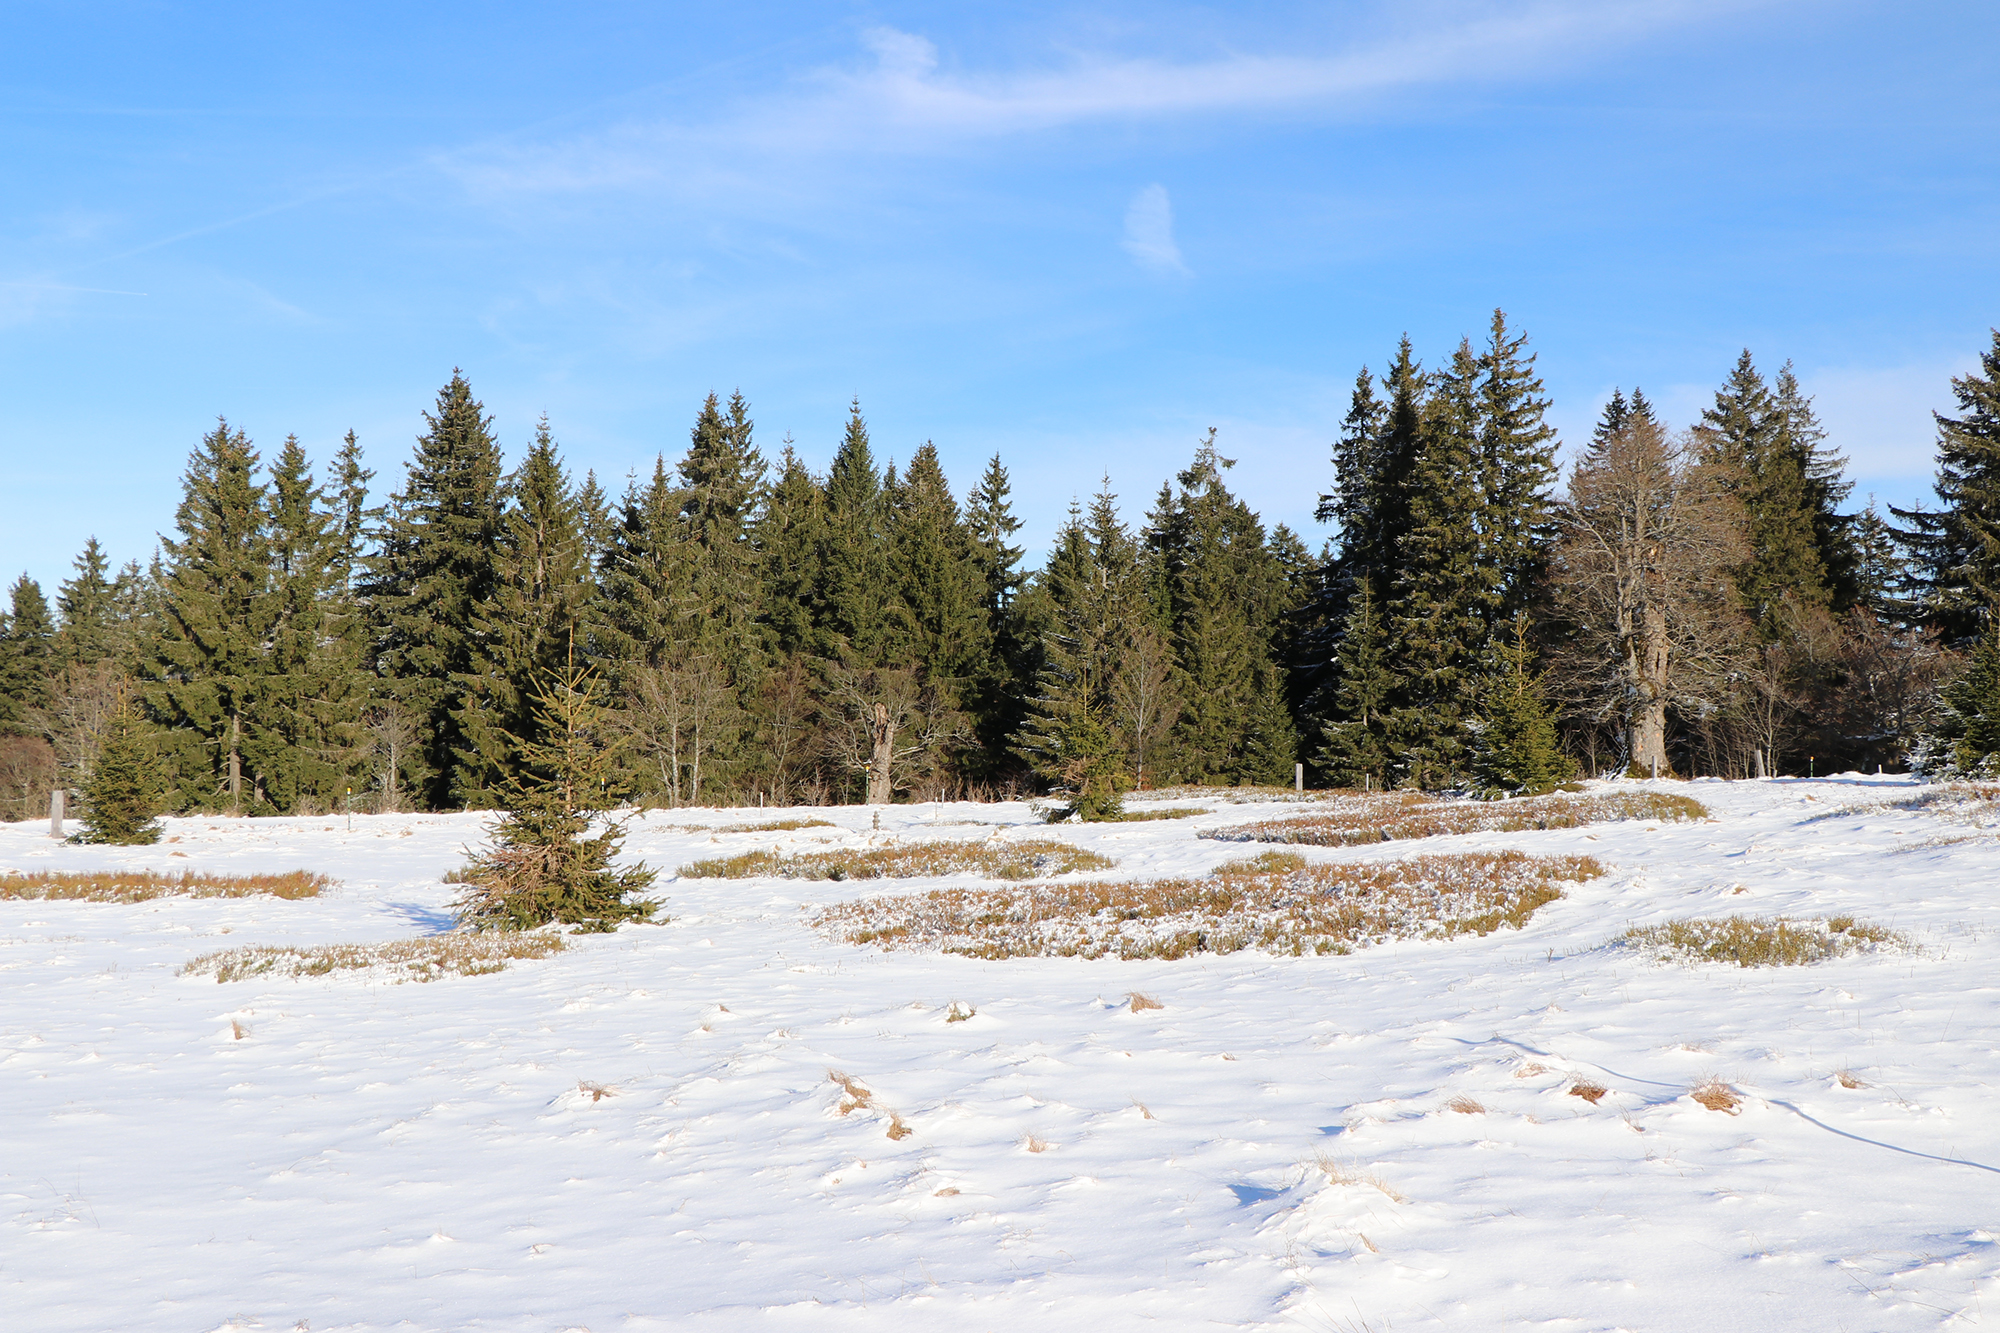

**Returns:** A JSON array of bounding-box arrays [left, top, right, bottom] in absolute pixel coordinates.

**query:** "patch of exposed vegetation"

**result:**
[[1118, 807, 1208, 822], [1622, 914, 1907, 967], [181, 930, 568, 983], [1206, 789, 1708, 846], [727, 817, 839, 832], [0, 869, 331, 903], [818, 850, 1601, 960], [678, 838, 1114, 882]]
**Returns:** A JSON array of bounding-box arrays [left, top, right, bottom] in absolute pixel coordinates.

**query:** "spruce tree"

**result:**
[[54, 538, 127, 669], [889, 443, 989, 682], [1383, 341, 1489, 788], [1772, 363, 1858, 610], [455, 661, 657, 931], [255, 435, 368, 811], [75, 690, 162, 844], [330, 430, 373, 593], [756, 445, 826, 662], [0, 576, 54, 734], [1015, 504, 1131, 818], [152, 418, 274, 812], [457, 418, 594, 804], [1468, 616, 1574, 798], [1316, 580, 1392, 788], [1893, 328, 2000, 646], [361, 372, 507, 808], [1928, 608, 2000, 777], [1146, 433, 1299, 785], [1476, 310, 1562, 625], [1696, 350, 1832, 634], [819, 400, 900, 665], [963, 453, 1030, 773]]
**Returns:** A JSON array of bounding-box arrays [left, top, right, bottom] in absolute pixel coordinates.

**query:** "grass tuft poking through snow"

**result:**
[[1311, 1152, 1406, 1202], [180, 930, 567, 983], [1, 869, 331, 902], [819, 851, 1601, 960], [1622, 914, 1907, 967], [1691, 1077, 1742, 1113], [679, 838, 1114, 882], [1206, 790, 1708, 846]]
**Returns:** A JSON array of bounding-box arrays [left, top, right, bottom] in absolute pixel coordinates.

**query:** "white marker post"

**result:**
[[1294, 762, 1304, 793], [49, 789, 64, 840]]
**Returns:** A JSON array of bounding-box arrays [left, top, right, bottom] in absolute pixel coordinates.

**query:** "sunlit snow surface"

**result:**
[[3, 776, 1995, 1332]]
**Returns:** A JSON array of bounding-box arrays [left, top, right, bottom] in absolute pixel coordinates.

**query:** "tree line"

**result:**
[[5, 313, 2000, 823]]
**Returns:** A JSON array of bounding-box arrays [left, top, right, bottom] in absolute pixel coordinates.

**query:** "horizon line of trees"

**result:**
[[6, 314, 2000, 823]]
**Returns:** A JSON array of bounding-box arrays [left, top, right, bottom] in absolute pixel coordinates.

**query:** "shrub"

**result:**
[[1207, 789, 1708, 846], [1623, 915, 1906, 967], [818, 850, 1601, 960], [678, 838, 1114, 881], [1, 869, 330, 902], [181, 930, 566, 983], [73, 693, 162, 845]]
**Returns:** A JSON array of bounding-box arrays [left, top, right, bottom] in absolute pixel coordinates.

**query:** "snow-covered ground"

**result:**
[[3, 776, 1996, 1332]]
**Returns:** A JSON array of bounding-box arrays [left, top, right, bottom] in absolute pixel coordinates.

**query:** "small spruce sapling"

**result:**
[[1045, 705, 1131, 822], [454, 661, 657, 931], [1467, 617, 1574, 799], [75, 691, 163, 845]]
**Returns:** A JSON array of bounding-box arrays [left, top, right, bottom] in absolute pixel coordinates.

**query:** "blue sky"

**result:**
[[3, 1, 1997, 598]]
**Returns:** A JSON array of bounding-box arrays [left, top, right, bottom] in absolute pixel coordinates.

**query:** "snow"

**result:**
[[3, 776, 1996, 1331]]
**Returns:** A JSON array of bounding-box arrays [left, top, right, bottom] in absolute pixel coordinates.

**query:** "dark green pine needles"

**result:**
[[76, 693, 163, 845], [454, 662, 657, 932]]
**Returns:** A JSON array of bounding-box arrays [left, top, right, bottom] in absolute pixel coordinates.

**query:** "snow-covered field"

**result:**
[[3, 776, 1996, 1332]]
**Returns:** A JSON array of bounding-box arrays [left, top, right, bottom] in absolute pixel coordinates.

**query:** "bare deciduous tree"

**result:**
[[1110, 620, 1180, 790], [1551, 418, 1749, 776], [38, 661, 130, 795], [819, 664, 969, 804], [620, 657, 737, 808], [365, 702, 417, 813]]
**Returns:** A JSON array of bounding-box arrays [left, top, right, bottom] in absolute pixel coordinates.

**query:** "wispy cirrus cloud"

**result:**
[[1122, 184, 1188, 275], [441, 1, 1759, 195]]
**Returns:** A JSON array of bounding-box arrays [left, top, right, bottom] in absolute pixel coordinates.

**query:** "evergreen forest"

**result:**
[[6, 314, 2000, 822]]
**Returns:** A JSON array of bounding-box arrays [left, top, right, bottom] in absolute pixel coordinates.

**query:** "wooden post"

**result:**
[[1294, 762, 1304, 793], [49, 788, 64, 840], [1753, 748, 1766, 780]]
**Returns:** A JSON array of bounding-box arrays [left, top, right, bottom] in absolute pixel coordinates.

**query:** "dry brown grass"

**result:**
[[1310, 1152, 1405, 1202], [945, 1001, 975, 1023], [1623, 914, 1907, 967], [1213, 849, 1308, 875], [1127, 991, 1164, 1012], [679, 838, 1114, 882], [1514, 1062, 1548, 1078], [818, 850, 1602, 960], [1118, 807, 1207, 822], [1207, 789, 1709, 847], [1835, 1069, 1866, 1089], [1445, 1095, 1485, 1114], [728, 817, 838, 833], [1, 869, 331, 903], [1023, 1135, 1053, 1153], [1691, 1077, 1741, 1113], [181, 930, 567, 983], [1568, 1080, 1608, 1104], [828, 1069, 912, 1140], [578, 1080, 616, 1102]]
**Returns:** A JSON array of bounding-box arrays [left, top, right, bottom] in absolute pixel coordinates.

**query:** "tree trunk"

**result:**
[[228, 712, 242, 814], [866, 702, 895, 805]]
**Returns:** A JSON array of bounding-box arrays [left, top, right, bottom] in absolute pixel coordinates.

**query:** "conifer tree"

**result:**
[[757, 445, 826, 661], [1476, 310, 1562, 624], [76, 689, 162, 844], [54, 538, 127, 669], [152, 418, 273, 812], [963, 453, 1029, 770], [1316, 580, 1392, 788], [889, 443, 989, 682], [456, 418, 594, 804], [674, 391, 767, 782], [1772, 363, 1858, 609], [330, 430, 373, 593], [362, 372, 506, 808], [1383, 341, 1489, 788], [1696, 351, 1831, 634], [0, 576, 54, 734], [819, 400, 900, 665], [1015, 504, 1131, 818], [1893, 328, 2000, 646], [1468, 616, 1574, 798], [255, 435, 368, 810], [454, 660, 657, 931], [1146, 434, 1298, 785], [1925, 609, 2000, 777]]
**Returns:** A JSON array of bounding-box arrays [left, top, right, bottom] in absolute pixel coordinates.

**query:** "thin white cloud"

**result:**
[[444, 1, 1757, 195], [1122, 184, 1188, 275]]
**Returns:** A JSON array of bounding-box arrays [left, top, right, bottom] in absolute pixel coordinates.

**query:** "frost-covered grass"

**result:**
[[0, 868, 331, 901], [817, 849, 1602, 959], [679, 837, 1114, 881], [180, 929, 568, 983], [1206, 788, 1709, 845], [1622, 913, 1907, 967]]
